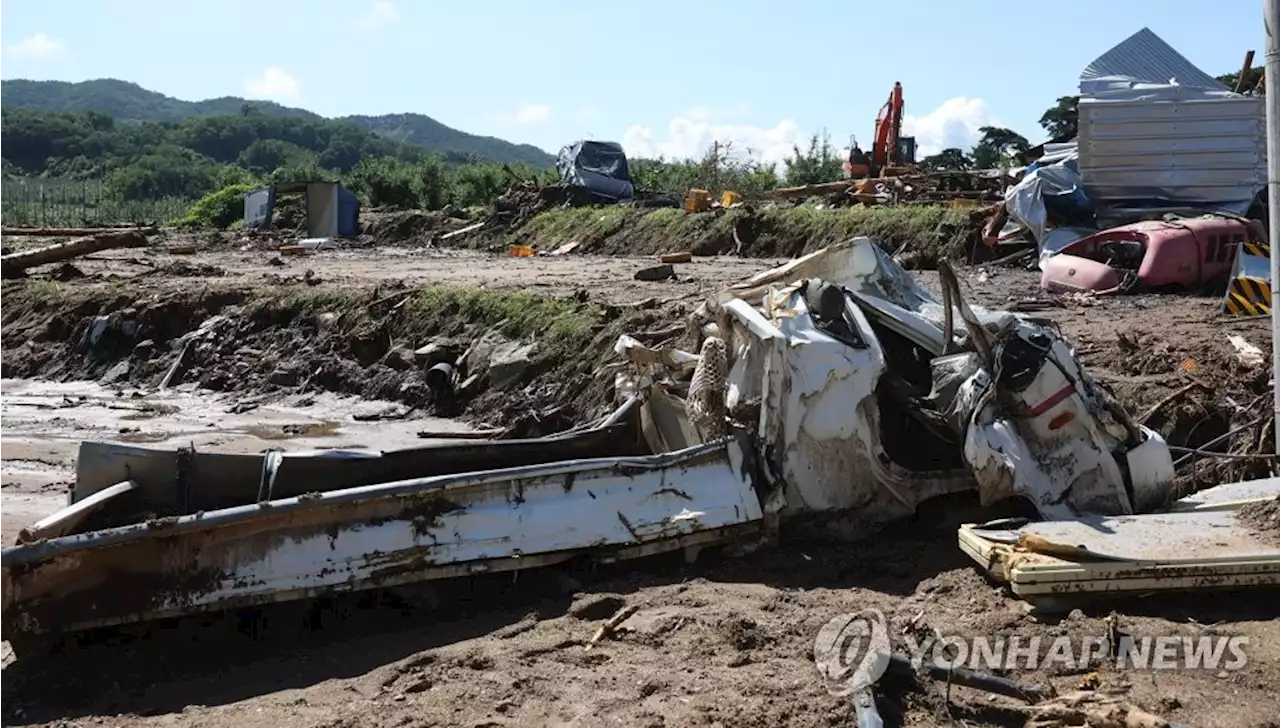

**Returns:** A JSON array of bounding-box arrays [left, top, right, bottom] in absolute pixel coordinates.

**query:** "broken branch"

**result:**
[[585, 604, 638, 650], [1138, 382, 1205, 425]]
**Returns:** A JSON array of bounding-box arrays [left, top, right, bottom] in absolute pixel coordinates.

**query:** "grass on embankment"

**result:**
[[503, 203, 976, 266]]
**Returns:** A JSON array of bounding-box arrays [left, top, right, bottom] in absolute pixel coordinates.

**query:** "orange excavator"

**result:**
[[843, 82, 918, 180]]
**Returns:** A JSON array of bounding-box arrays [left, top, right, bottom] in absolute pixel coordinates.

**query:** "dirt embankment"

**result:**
[[363, 203, 985, 269], [0, 279, 690, 435]]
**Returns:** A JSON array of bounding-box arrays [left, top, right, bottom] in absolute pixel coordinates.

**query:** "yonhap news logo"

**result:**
[[812, 609, 891, 695], [814, 611, 1249, 694]]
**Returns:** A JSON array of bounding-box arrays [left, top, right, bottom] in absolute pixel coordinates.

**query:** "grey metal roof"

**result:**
[[1080, 27, 1227, 92]]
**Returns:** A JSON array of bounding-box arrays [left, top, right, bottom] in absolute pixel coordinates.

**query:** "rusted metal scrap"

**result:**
[[1, 230, 149, 278]]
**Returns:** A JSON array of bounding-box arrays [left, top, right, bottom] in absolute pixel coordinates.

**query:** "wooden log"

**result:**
[[1, 226, 156, 237], [17, 480, 139, 543], [1, 231, 149, 278]]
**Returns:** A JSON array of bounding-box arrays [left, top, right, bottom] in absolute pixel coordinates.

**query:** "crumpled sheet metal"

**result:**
[[628, 238, 1175, 524], [728, 281, 972, 519]]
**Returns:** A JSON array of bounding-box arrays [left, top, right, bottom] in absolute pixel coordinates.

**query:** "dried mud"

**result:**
[[1238, 495, 1280, 546]]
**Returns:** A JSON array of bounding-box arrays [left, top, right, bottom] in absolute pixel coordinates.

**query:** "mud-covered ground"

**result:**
[[2, 235, 1279, 728]]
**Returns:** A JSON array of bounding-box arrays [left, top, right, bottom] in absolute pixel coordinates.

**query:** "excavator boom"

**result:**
[[872, 82, 904, 168]]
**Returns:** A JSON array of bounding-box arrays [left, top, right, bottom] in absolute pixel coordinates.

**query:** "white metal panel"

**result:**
[[1078, 95, 1266, 207], [2, 441, 764, 636]]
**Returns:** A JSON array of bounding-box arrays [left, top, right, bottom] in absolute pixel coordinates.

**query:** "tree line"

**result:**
[[2, 76, 1248, 223]]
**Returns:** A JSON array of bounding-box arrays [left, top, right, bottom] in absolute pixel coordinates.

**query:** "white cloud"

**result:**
[[515, 104, 552, 124], [358, 0, 399, 32], [621, 97, 996, 169], [577, 104, 601, 122], [685, 102, 749, 122], [623, 116, 803, 169], [7, 32, 63, 59], [244, 68, 302, 103], [900, 96, 993, 158]]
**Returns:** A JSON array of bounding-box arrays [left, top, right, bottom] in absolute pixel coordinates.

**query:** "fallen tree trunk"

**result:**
[[1, 226, 156, 237], [766, 180, 853, 199], [1, 230, 150, 278]]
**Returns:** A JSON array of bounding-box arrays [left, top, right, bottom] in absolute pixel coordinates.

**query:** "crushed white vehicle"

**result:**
[[1, 238, 1175, 650], [618, 238, 1176, 528]]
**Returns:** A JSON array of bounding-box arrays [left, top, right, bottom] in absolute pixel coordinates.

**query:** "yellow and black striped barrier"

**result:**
[[1221, 242, 1272, 318]]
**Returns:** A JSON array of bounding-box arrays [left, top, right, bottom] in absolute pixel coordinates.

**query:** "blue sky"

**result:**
[[1, 0, 1267, 163]]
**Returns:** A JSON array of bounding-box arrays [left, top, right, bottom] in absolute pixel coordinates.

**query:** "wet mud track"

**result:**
[[3, 244, 1279, 727]]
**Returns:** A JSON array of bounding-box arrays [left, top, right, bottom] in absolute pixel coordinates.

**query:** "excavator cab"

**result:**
[[845, 82, 918, 180], [844, 134, 873, 179]]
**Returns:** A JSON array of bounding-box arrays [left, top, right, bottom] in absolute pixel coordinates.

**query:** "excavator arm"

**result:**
[[872, 82, 904, 169]]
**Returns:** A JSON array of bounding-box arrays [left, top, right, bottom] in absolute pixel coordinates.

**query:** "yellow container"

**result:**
[[508, 245, 535, 257], [685, 189, 711, 214], [950, 198, 980, 209], [720, 190, 741, 207]]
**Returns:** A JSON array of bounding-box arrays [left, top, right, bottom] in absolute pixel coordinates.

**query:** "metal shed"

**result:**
[[244, 182, 361, 238], [1077, 28, 1266, 213]]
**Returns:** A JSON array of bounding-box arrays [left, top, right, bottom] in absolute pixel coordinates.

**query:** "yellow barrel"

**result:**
[[685, 189, 711, 213], [720, 190, 740, 207]]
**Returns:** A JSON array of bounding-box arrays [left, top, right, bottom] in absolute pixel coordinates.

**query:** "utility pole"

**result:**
[[1266, 0, 1280, 453]]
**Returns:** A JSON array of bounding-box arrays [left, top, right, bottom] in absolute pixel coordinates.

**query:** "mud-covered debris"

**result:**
[[1023, 689, 1172, 728], [489, 342, 535, 389], [570, 595, 626, 621], [145, 261, 226, 278], [51, 262, 85, 281], [1237, 495, 1280, 545], [383, 346, 416, 371], [634, 264, 676, 282]]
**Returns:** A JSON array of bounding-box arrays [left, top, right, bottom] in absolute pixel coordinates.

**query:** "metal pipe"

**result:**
[[1263, 13, 1280, 450]]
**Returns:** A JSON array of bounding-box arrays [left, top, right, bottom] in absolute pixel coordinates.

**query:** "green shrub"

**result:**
[[172, 182, 260, 229]]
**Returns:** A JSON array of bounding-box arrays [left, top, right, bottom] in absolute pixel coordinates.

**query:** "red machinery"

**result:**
[[844, 82, 917, 179]]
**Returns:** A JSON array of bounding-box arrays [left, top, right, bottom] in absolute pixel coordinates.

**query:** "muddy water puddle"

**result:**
[[1, 378, 475, 538]]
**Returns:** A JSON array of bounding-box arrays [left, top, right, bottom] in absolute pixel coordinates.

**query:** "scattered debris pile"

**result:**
[[492, 182, 565, 228], [0, 237, 1181, 653]]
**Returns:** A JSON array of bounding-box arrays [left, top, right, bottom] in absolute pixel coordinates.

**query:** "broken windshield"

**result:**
[[577, 144, 631, 182]]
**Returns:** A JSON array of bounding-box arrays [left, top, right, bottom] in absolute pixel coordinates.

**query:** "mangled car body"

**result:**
[[1, 239, 1175, 649], [1040, 216, 1263, 294], [619, 239, 1175, 526]]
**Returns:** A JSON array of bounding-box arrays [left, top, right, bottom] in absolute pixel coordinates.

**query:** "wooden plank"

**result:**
[[959, 510, 1280, 603]]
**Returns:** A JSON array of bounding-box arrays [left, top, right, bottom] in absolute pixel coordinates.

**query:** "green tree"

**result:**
[[105, 146, 218, 200], [1216, 67, 1264, 92], [236, 139, 315, 175], [920, 147, 971, 171], [970, 126, 1030, 169], [782, 132, 844, 186], [418, 158, 450, 210], [349, 156, 419, 208], [452, 163, 505, 207], [1038, 96, 1079, 139]]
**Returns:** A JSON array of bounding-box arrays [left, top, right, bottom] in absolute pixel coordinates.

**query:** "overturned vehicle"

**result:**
[[1, 239, 1175, 650]]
